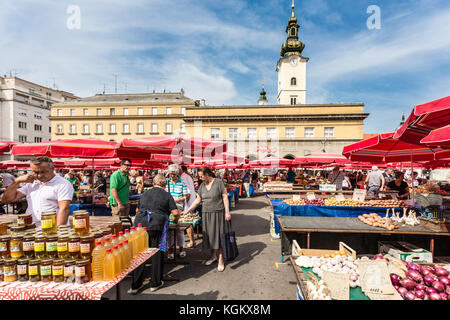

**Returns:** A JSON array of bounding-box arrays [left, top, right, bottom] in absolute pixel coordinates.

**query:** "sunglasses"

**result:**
[[122, 163, 132, 167]]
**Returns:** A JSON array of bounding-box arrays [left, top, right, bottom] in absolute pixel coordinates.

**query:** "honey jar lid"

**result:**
[[29, 259, 41, 264], [17, 258, 30, 264]]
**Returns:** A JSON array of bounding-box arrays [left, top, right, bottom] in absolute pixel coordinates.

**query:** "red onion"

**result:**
[[400, 278, 416, 290], [390, 273, 400, 285], [424, 293, 430, 300], [415, 289, 425, 299], [397, 286, 408, 297], [439, 276, 450, 286], [394, 285, 400, 290], [432, 281, 445, 292], [435, 267, 449, 277], [416, 283, 426, 291], [446, 286, 450, 296], [430, 292, 441, 300], [439, 292, 448, 300], [421, 266, 435, 276], [404, 291, 416, 300], [426, 287, 438, 295], [424, 275, 436, 286], [408, 263, 421, 273], [372, 254, 384, 260], [407, 270, 423, 283]]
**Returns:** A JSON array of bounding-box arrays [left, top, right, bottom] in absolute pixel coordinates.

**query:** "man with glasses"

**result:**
[[110, 158, 132, 217]]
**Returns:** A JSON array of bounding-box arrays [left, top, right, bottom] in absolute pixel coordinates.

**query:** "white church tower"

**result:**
[[276, 1, 309, 105]]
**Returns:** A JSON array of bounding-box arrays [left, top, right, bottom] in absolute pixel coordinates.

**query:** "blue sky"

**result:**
[[1, 0, 450, 134]]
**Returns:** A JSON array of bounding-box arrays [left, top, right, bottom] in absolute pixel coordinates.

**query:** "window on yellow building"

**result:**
[[124, 108, 129, 116], [152, 107, 158, 115], [57, 124, 63, 133], [211, 128, 220, 139], [267, 128, 277, 139], [70, 109, 75, 116], [180, 123, 186, 133], [166, 123, 172, 133], [96, 124, 102, 133], [285, 127, 295, 138], [97, 108, 102, 116], [83, 109, 88, 116], [123, 123, 129, 133], [228, 128, 238, 139], [166, 107, 172, 115], [110, 124, 116, 133], [138, 108, 143, 116], [305, 127, 314, 138], [137, 123, 144, 133], [83, 124, 89, 134], [325, 127, 334, 138], [110, 108, 115, 116], [152, 123, 158, 133], [57, 109, 62, 116], [70, 124, 76, 134], [247, 128, 257, 139]]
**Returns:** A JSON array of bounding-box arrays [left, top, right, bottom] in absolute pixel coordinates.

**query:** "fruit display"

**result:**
[[324, 198, 357, 207], [284, 197, 407, 208], [283, 198, 306, 206], [358, 213, 399, 231], [264, 182, 293, 191], [354, 200, 407, 208], [179, 212, 200, 223]]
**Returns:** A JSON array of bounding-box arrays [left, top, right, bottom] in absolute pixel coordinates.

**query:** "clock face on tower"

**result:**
[[290, 57, 299, 67]]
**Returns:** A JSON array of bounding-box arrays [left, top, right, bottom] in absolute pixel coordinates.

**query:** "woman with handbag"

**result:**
[[182, 166, 231, 272], [128, 174, 179, 294]]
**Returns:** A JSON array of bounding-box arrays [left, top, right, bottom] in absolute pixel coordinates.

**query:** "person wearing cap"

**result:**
[[327, 166, 346, 191], [365, 166, 385, 197]]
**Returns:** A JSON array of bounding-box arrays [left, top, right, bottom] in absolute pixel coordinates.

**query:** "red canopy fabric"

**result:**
[[343, 132, 450, 163], [0, 160, 31, 169], [422, 159, 450, 169], [421, 125, 450, 148], [394, 96, 450, 145], [12, 139, 121, 159], [0, 141, 19, 155], [295, 153, 350, 166], [248, 157, 294, 168]]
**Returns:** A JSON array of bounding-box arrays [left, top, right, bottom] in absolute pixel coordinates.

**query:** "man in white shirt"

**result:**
[[180, 165, 196, 248], [1, 157, 74, 226]]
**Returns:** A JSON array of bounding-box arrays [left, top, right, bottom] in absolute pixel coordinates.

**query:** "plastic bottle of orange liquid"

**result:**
[[118, 242, 127, 271], [142, 227, 149, 250], [111, 234, 119, 248], [103, 248, 115, 281], [124, 229, 134, 259], [130, 227, 138, 258], [123, 239, 132, 267], [136, 224, 145, 254], [92, 241, 106, 281], [103, 237, 112, 251], [112, 245, 122, 276], [118, 231, 126, 246]]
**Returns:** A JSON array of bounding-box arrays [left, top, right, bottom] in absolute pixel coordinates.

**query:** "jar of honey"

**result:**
[[64, 259, 76, 283], [28, 259, 41, 282], [3, 259, 18, 282], [113, 222, 122, 237], [45, 234, 58, 258], [75, 259, 91, 284], [80, 235, 94, 259], [57, 235, 69, 259], [40, 259, 53, 282], [26, 222, 36, 232], [52, 259, 64, 282], [0, 259, 4, 281], [0, 235, 11, 259], [68, 235, 80, 259], [41, 211, 57, 235], [10, 224, 27, 234], [34, 235, 46, 258], [10, 234, 24, 260], [17, 258, 29, 281], [73, 211, 90, 235], [0, 223, 8, 236], [17, 214, 33, 226], [23, 233, 35, 258]]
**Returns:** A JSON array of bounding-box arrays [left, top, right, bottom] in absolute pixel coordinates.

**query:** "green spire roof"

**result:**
[[280, 0, 305, 57]]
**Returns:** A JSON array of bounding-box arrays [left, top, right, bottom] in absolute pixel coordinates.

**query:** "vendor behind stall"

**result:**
[[385, 171, 410, 200], [0, 157, 74, 226]]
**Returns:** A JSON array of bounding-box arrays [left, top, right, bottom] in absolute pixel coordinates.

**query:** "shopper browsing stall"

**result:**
[[0, 157, 74, 226], [109, 158, 132, 217], [327, 166, 346, 191], [365, 166, 385, 197], [180, 165, 196, 248], [385, 171, 410, 200]]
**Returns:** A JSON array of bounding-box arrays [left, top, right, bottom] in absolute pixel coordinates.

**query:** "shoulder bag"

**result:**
[[221, 220, 239, 261]]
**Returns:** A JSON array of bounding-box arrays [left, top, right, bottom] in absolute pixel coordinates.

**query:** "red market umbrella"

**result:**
[[12, 138, 121, 159], [394, 96, 450, 145], [0, 160, 31, 170], [0, 141, 20, 155], [249, 157, 294, 168], [295, 153, 350, 166], [422, 159, 450, 169], [421, 125, 450, 148], [343, 132, 450, 163]]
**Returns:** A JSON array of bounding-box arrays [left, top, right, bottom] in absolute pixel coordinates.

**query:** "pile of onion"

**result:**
[[390, 262, 450, 300]]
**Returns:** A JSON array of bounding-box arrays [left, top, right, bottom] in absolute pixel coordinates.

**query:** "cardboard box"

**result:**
[[378, 241, 433, 263]]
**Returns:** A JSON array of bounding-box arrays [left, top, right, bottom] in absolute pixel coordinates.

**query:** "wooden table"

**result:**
[[277, 215, 450, 258]]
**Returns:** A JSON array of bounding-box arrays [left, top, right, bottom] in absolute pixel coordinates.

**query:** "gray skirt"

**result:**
[[202, 209, 226, 250]]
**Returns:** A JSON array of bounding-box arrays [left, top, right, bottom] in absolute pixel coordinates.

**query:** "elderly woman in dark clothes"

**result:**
[[182, 167, 231, 272]]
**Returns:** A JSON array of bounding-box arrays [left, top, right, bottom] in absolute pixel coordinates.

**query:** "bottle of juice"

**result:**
[[111, 234, 119, 248], [92, 241, 106, 281], [130, 227, 138, 257], [123, 239, 131, 267], [103, 248, 115, 281], [143, 227, 149, 250], [136, 224, 144, 254], [118, 242, 127, 271], [103, 237, 112, 251], [124, 229, 134, 259], [118, 231, 126, 246], [112, 245, 122, 276]]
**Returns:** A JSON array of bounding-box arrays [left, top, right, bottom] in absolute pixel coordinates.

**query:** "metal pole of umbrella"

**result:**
[[92, 158, 95, 216]]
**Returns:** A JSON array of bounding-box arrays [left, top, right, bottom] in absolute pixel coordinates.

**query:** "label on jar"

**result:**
[[75, 266, 85, 277], [69, 242, 80, 252], [10, 242, 22, 252], [40, 265, 51, 276], [46, 241, 57, 252], [23, 241, 34, 252], [28, 265, 38, 276], [80, 243, 90, 254], [17, 218, 25, 226], [52, 265, 63, 276], [0, 242, 7, 252], [41, 219, 53, 229], [34, 242, 45, 252], [17, 264, 27, 275], [74, 218, 87, 229], [57, 243, 68, 252], [64, 265, 74, 277], [4, 266, 16, 276]]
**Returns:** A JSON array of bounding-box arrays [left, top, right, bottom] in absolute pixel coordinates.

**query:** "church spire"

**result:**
[[258, 78, 268, 105], [280, 0, 305, 57]]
